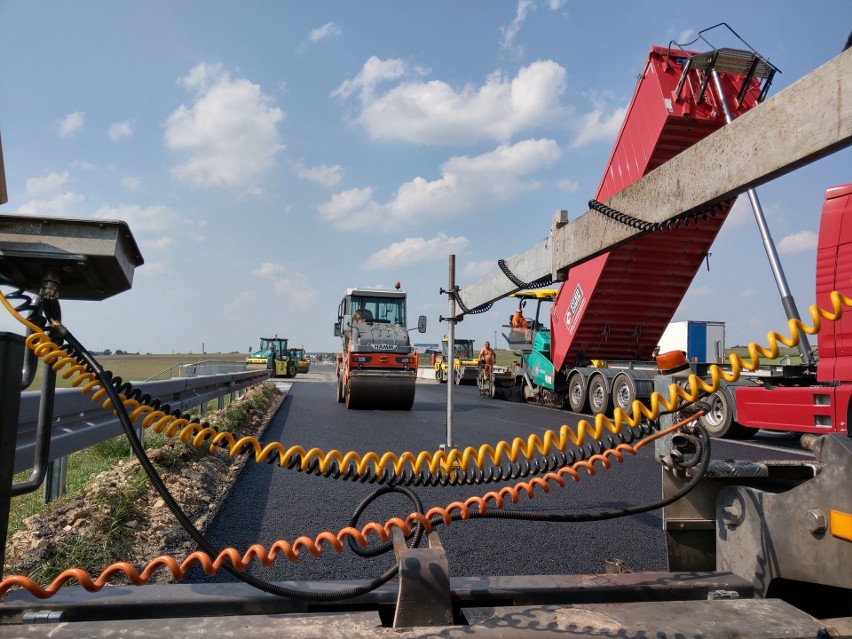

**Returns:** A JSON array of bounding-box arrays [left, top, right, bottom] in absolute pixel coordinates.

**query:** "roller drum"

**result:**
[[346, 375, 415, 410]]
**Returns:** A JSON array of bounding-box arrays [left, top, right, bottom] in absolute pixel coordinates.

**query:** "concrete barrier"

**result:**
[[417, 367, 436, 380]]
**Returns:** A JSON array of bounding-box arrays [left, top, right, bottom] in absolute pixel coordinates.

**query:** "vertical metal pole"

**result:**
[[44, 456, 67, 503], [0, 332, 26, 579], [446, 255, 456, 449], [711, 70, 812, 364]]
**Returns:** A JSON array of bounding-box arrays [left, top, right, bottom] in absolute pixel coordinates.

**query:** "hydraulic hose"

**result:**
[[52, 322, 410, 602]]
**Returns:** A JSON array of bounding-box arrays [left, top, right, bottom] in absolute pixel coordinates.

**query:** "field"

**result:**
[[25, 352, 250, 390]]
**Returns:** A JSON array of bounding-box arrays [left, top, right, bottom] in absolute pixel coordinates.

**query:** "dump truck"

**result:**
[[434, 337, 478, 384], [246, 336, 297, 378], [473, 29, 850, 444], [334, 285, 426, 409]]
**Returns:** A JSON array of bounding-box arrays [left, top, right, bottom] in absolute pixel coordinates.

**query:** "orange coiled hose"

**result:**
[[0, 419, 683, 599]]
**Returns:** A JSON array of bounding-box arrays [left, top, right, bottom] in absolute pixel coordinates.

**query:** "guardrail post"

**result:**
[[43, 455, 67, 503], [0, 331, 26, 580], [217, 395, 224, 411]]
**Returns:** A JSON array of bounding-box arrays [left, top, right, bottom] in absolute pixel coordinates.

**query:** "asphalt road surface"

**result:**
[[184, 363, 812, 586]]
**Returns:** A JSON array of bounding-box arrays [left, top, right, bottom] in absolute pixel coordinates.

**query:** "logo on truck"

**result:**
[[564, 284, 585, 336], [372, 344, 398, 352]]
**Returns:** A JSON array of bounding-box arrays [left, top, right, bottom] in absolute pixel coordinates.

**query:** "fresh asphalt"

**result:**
[[183, 363, 810, 586]]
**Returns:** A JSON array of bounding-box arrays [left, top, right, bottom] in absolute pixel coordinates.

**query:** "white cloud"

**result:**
[[293, 162, 343, 187], [318, 139, 561, 230], [778, 230, 818, 254], [251, 262, 318, 312], [309, 21, 342, 42], [17, 192, 84, 216], [331, 56, 408, 101], [363, 233, 469, 270], [333, 58, 569, 145], [122, 177, 140, 190], [556, 177, 579, 192], [25, 171, 70, 196], [93, 203, 180, 233], [108, 120, 134, 141], [462, 259, 496, 278], [571, 106, 627, 148], [316, 186, 384, 230], [58, 111, 84, 137], [165, 62, 285, 190], [19, 171, 83, 215], [548, 0, 568, 8], [500, 0, 536, 52]]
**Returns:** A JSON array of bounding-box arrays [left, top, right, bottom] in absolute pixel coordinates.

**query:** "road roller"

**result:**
[[334, 284, 426, 410]]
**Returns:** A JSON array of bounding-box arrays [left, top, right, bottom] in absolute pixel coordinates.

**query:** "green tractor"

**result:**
[[246, 337, 297, 378]]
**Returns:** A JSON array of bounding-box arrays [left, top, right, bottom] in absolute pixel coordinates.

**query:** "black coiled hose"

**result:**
[[52, 321, 405, 601]]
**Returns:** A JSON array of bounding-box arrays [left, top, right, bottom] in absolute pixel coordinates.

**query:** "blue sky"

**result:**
[[0, 1, 849, 356]]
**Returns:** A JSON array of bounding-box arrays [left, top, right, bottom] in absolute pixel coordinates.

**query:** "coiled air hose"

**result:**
[[48, 321, 423, 602], [1, 289, 850, 487], [0, 413, 701, 599]]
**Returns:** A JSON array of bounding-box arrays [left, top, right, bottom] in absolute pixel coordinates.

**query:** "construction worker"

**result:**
[[352, 303, 373, 323], [511, 307, 530, 341], [478, 341, 496, 380]]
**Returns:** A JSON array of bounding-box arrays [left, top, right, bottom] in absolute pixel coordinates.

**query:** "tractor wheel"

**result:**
[[286, 360, 297, 378]]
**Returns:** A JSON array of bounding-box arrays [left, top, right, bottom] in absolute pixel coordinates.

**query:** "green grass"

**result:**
[[6, 383, 277, 539]]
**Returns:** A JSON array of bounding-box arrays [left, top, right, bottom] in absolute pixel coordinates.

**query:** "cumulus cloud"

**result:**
[[318, 139, 561, 230], [18, 171, 84, 216], [309, 21, 342, 42], [363, 233, 469, 271], [571, 105, 627, 148], [333, 57, 570, 145], [165, 62, 284, 190], [778, 230, 818, 254], [58, 111, 84, 137], [25, 171, 70, 196], [292, 161, 344, 187], [251, 262, 318, 312], [108, 120, 134, 141]]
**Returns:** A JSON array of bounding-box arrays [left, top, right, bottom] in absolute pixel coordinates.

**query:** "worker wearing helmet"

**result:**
[[511, 307, 530, 341]]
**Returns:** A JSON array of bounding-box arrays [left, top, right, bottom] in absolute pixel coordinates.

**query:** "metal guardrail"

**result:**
[[13, 369, 269, 474]]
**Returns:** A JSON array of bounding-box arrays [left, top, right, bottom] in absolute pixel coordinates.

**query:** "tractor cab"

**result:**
[[502, 289, 558, 355]]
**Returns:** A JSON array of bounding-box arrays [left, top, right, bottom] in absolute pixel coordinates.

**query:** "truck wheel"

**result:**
[[612, 373, 636, 414], [568, 373, 589, 413], [285, 361, 296, 378], [699, 390, 753, 439], [588, 375, 610, 416], [336, 376, 345, 403], [435, 368, 444, 383]]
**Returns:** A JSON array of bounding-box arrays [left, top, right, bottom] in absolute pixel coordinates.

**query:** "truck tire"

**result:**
[[568, 373, 589, 413], [588, 375, 611, 416], [699, 389, 753, 439], [336, 375, 344, 403], [435, 368, 444, 383], [286, 360, 297, 378], [612, 373, 636, 414]]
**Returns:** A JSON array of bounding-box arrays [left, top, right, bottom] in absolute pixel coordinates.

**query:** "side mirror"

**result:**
[[333, 322, 341, 337], [418, 315, 427, 333]]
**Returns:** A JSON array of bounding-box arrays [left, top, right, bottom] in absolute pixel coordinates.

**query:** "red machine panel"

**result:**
[[551, 46, 766, 370], [816, 184, 852, 383]]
